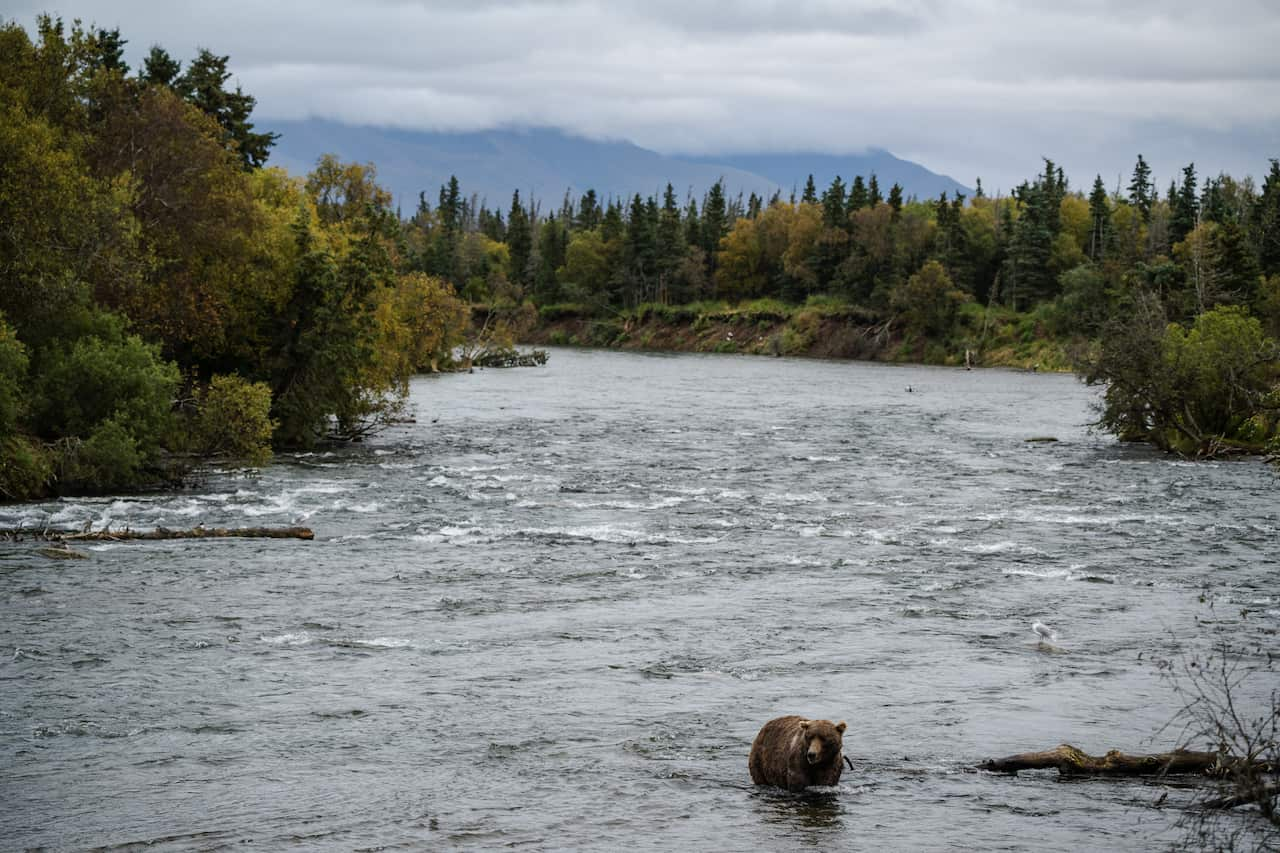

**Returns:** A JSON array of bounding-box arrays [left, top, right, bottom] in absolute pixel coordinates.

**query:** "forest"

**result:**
[[2, 16, 1278, 501]]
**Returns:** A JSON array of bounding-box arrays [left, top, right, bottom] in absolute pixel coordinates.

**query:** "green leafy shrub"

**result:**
[[0, 436, 53, 501], [191, 375, 276, 466], [32, 316, 180, 489], [0, 312, 28, 436]]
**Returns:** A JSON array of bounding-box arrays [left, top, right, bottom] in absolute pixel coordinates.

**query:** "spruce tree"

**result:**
[[684, 198, 701, 249], [847, 175, 868, 213], [1170, 163, 1200, 246], [506, 190, 533, 289], [1088, 175, 1112, 261], [887, 183, 903, 216], [869, 174, 883, 206], [821, 176, 846, 228], [801, 175, 817, 204], [657, 183, 685, 288], [1254, 159, 1280, 277], [140, 46, 181, 87], [1128, 154, 1153, 221], [577, 189, 601, 231], [178, 49, 277, 168], [90, 27, 129, 74], [701, 180, 727, 266]]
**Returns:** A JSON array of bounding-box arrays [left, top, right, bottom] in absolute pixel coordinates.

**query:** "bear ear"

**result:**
[[799, 720, 810, 730], [836, 721, 847, 734]]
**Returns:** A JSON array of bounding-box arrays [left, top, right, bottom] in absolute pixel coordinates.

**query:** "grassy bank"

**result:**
[[522, 298, 1078, 370]]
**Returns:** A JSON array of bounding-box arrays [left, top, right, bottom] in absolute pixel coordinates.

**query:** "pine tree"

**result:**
[[974, 178, 985, 200], [801, 175, 817, 204], [701, 181, 727, 270], [1170, 163, 1200, 246], [887, 183, 903, 216], [1128, 154, 1153, 222], [1254, 159, 1280, 277], [535, 214, 568, 302], [1088, 175, 1112, 261], [577, 189, 601, 231], [506, 191, 533, 289], [657, 183, 685, 293], [1005, 173, 1056, 307], [601, 199, 625, 244], [869, 174, 883, 206], [140, 46, 181, 88], [847, 175, 868, 213], [179, 49, 277, 168], [90, 27, 129, 74], [821, 176, 846, 228], [684, 198, 701, 249]]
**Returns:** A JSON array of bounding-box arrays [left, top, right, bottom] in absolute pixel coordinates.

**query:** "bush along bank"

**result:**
[[524, 297, 1076, 371]]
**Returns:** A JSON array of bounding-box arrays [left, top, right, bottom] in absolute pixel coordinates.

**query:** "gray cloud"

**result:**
[[7, 0, 1277, 189]]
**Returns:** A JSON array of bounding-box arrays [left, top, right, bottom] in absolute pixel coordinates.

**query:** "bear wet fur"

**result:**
[[748, 716, 847, 792]]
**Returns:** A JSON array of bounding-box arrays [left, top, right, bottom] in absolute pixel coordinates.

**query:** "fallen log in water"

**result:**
[[2, 525, 314, 542], [979, 743, 1267, 777]]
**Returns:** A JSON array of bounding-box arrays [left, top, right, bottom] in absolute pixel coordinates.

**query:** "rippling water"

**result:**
[[2, 349, 1278, 851]]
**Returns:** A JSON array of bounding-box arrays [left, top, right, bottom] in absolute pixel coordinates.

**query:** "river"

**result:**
[[2, 348, 1277, 851]]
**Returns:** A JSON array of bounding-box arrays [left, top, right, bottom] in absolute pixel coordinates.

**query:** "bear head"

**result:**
[[798, 719, 847, 766]]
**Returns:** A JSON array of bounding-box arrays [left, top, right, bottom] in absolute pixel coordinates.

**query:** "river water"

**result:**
[[2, 348, 1277, 851]]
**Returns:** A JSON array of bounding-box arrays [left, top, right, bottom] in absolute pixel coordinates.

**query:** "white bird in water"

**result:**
[[1032, 621, 1058, 643]]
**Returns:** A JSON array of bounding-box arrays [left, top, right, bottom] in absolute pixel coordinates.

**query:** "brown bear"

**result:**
[[748, 715, 847, 791]]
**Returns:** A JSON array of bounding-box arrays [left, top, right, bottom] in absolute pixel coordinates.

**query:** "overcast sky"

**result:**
[[8, 1, 1279, 191]]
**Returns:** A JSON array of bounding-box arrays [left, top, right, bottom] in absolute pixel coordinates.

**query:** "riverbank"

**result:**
[[521, 300, 1079, 370]]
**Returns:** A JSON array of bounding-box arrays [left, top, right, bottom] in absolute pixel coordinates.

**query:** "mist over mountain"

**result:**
[[692, 151, 973, 201], [266, 119, 971, 210]]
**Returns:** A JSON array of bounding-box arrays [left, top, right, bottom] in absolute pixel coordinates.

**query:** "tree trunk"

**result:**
[[978, 744, 1260, 777]]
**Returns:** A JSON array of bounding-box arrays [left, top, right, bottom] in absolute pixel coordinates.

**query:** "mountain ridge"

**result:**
[[265, 119, 972, 210]]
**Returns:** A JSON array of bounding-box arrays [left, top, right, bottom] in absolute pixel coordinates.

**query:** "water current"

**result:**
[[2, 348, 1278, 851]]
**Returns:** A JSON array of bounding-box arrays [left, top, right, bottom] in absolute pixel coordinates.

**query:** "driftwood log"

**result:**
[[3, 525, 314, 542], [979, 743, 1267, 777]]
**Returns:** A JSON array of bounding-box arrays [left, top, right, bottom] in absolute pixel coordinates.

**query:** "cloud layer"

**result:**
[[10, 0, 1279, 190]]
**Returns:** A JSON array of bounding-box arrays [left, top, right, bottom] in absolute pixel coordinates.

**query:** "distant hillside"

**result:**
[[694, 150, 973, 202], [265, 119, 970, 210]]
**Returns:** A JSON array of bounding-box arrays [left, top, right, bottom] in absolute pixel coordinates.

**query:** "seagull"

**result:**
[[1032, 621, 1058, 644]]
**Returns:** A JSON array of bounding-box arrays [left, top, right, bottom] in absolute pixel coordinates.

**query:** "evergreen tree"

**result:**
[[1170, 163, 1200, 246], [577, 189, 601, 231], [1255, 159, 1280, 277], [1128, 154, 1154, 221], [506, 190, 533, 290], [801, 175, 817, 204], [887, 183, 903, 216], [684, 198, 701, 250], [1088, 175, 1112, 261], [974, 178, 985, 200], [657, 183, 686, 294], [90, 28, 129, 74], [601, 199, 625, 244], [178, 49, 277, 168], [1005, 171, 1057, 307], [140, 46, 181, 88], [821, 176, 846, 228], [747, 192, 762, 219], [847, 175, 868, 213], [869, 174, 883, 206], [623, 194, 658, 304], [535, 214, 568, 302], [1042, 158, 1065, 237], [701, 180, 727, 275]]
